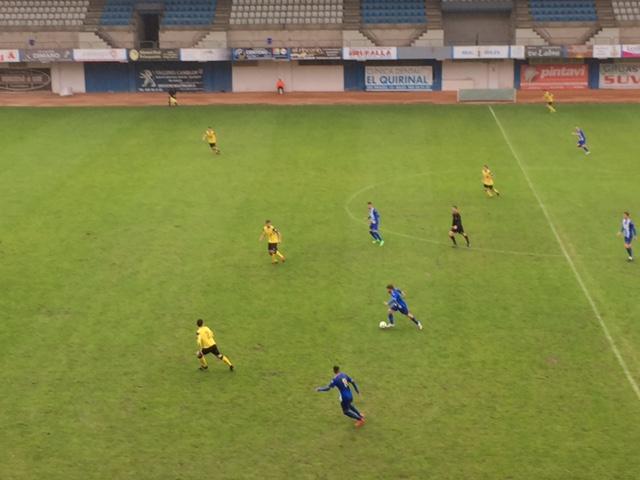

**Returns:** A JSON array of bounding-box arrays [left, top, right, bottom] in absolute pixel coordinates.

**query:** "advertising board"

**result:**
[[365, 66, 433, 91], [520, 64, 588, 89]]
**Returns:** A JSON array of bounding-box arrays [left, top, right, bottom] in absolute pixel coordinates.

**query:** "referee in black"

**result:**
[[449, 206, 470, 247]]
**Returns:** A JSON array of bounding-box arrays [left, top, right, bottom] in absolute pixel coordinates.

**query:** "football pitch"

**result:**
[[2, 103, 640, 480]]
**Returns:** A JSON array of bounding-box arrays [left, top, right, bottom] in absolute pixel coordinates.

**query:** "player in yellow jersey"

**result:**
[[543, 91, 556, 113], [202, 127, 220, 155], [482, 164, 500, 198], [168, 88, 178, 107], [195, 319, 234, 371], [259, 219, 285, 264]]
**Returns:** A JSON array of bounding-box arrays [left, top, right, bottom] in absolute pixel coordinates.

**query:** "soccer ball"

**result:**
[[379, 321, 388, 329]]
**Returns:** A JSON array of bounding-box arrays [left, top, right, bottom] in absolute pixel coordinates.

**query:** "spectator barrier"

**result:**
[[2, 45, 640, 94]]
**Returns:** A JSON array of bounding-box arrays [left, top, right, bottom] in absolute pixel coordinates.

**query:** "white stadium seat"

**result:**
[[0, 0, 88, 26], [612, 0, 640, 20]]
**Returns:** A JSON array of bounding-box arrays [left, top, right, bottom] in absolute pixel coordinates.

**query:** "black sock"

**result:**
[[627, 248, 632, 256], [450, 236, 457, 245], [465, 235, 470, 246]]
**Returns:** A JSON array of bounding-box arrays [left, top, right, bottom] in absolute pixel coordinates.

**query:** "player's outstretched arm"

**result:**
[[316, 385, 331, 392]]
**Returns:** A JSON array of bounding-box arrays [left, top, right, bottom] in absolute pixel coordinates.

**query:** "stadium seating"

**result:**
[[361, 0, 426, 24], [612, 0, 640, 21], [0, 0, 89, 27], [440, 0, 513, 13], [528, 0, 597, 22], [101, 0, 217, 27], [229, 0, 343, 25]]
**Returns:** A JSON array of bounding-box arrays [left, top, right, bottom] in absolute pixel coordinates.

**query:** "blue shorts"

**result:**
[[577, 140, 586, 147], [391, 304, 409, 315], [340, 397, 354, 413], [370, 223, 379, 231], [624, 236, 633, 244]]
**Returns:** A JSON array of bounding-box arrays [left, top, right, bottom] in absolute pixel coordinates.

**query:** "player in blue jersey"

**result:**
[[384, 284, 423, 330], [316, 366, 365, 427], [617, 211, 637, 261], [573, 127, 590, 155], [367, 201, 384, 246]]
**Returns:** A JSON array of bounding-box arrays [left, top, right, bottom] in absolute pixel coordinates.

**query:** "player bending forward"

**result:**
[[449, 206, 470, 247], [316, 366, 365, 427], [482, 164, 500, 198], [573, 127, 590, 155], [618, 211, 637, 262], [383, 284, 423, 330], [196, 319, 234, 371], [202, 127, 221, 155]]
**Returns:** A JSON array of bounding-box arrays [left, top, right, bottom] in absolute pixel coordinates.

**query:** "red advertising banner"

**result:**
[[520, 64, 588, 89]]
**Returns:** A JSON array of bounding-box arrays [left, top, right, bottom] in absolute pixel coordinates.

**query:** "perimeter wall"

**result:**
[[4, 46, 640, 94]]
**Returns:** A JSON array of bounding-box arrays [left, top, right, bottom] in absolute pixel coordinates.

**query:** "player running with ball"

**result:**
[[382, 284, 423, 330]]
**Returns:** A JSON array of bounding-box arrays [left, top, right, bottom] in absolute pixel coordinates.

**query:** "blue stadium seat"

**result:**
[[100, 0, 217, 27], [361, 0, 427, 24], [529, 0, 597, 21]]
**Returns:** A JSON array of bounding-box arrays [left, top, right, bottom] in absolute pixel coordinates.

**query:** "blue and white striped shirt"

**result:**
[[622, 218, 636, 239], [369, 207, 380, 226], [577, 129, 587, 143]]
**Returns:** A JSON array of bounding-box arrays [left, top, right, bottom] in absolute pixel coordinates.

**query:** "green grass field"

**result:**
[[1, 103, 640, 480]]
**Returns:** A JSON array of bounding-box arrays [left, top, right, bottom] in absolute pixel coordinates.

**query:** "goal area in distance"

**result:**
[[457, 88, 517, 103]]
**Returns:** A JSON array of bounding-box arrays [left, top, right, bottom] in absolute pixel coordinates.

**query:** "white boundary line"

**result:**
[[489, 105, 640, 401], [344, 172, 563, 258]]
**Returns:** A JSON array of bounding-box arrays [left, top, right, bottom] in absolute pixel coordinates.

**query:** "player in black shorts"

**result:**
[[449, 206, 470, 247]]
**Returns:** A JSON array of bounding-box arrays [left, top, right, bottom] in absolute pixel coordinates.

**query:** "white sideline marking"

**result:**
[[489, 106, 640, 401]]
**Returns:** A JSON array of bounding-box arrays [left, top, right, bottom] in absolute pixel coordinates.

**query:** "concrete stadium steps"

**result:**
[[211, 0, 231, 31], [534, 24, 600, 44], [595, 0, 616, 26], [361, 25, 429, 46], [514, 0, 533, 27], [342, 29, 375, 46], [587, 26, 620, 43], [412, 27, 444, 46], [194, 30, 227, 47], [425, 0, 443, 28], [342, 0, 361, 28], [78, 30, 111, 47], [83, 0, 107, 30]]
